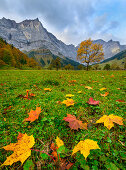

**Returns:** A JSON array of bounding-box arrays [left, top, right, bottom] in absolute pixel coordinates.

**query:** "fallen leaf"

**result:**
[[44, 88, 52, 92], [100, 92, 109, 97], [60, 159, 73, 170], [55, 137, 64, 148], [65, 94, 74, 98], [116, 99, 125, 103], [2, 133, 35, 166], [111, 74, 115, 78], [100, 88, 107, 91], [62, 98, 74, 107], [72, 139, 100, 159], [63, 114, 87, 130], [85, 86, 92, 89], [24, 107, 41, 123], [96, 114, 123, 130], [87, 97, 99, 105], [78, 91, 82, 93], [69, 80, 76, 83]]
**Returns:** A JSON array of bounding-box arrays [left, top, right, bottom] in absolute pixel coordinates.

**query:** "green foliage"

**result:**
[[104, 64, 111, 70], [0, 37, 39, 69], [0, 70, 125, 169]]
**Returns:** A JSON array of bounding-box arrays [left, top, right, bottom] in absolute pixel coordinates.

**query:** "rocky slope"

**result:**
[[0, 17, 126, 61], [0, 17, 76, 60]]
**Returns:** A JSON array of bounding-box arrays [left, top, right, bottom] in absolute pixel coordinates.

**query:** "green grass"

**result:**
[[0, 70, 126, 169]]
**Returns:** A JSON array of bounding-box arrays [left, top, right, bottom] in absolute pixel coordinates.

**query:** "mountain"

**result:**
[[93, 39, 126, 60], [99, 49, 126, 69], [0, 37, 39, 69], [0, 17, 126, 61], [0, 17, 77, 60], [25, 48, 80, 68], [101, 49, 126, 63]]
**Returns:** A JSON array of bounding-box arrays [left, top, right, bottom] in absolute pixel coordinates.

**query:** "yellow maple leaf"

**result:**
[[78, 91, 82, 93], [85, 86, 92, 89], [62, 98, 74, 107], [96, 114, 123, 130], [55, 136, 64, 148], [100, 88, 107, 91], [44, 88, 52, 92], [2, 133, 35, 166], [72, 139, 100, 159], [66, 94, 74, 98]]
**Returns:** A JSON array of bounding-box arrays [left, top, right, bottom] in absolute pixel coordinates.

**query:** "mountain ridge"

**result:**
[[0, 17, 126, 61]]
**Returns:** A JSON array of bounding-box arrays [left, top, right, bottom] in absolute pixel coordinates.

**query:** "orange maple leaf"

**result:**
[[1, 133, 35, 166], [63, 114, 87, 130], [100, 92, 109, 97], [24, 107, 41, 123], [96, 114, 123, 130]]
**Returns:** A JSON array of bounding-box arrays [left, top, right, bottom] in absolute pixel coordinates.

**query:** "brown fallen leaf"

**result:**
[[63, 114, 87, 130]]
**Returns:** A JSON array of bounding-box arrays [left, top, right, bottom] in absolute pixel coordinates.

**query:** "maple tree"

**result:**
[[77, 39, 104, 70], [87, 97, 99, 105], [2, 133, 35, 166], [63, 114, 87, 130], [72, 139, 100, 159], [24, 107, 41, 123], [96, 114, 123, 130]]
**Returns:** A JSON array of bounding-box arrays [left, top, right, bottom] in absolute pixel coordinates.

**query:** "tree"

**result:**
[[77, 64, 85, 70], [93, 64, 100, 70], [104, 64, 110, 70], [77, 39, 104, 71], [51, 57, 61, 71], [64, 64, 74, 70]]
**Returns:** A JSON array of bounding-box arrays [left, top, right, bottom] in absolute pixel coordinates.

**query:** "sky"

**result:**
[[0, 0, 126, 46]]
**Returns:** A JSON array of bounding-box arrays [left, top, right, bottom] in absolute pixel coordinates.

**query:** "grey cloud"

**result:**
[[5, 0, 95, 31]]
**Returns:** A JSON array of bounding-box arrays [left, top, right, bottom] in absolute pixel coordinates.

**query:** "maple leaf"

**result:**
[[85, 86, 92, 89], [24, 107, 41, 123], [100, 87, 107, 91], [116, 99, 125, 103], [72, 139, 100, 159], [87, 97, 99, 105], [63, 114, 87, 130], [44, 88, 52, 92], [65, 94, 74, 98], [100, 92, 109, 97], [2, 133, 35, 166], [78, 91, 82, 93], [96, 114, 123, 130], [56, 137, 64, 148], [62, 98, 74, 107], [69, 80, 76, 83]]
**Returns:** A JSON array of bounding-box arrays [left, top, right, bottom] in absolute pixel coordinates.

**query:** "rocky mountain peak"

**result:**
[[0, 17, 126, 61]]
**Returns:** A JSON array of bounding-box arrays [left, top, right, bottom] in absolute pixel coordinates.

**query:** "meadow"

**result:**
[[0, 70, 126, 170]]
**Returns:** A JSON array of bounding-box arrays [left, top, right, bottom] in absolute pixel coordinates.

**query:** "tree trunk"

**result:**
[[87, 63, 89, 71]]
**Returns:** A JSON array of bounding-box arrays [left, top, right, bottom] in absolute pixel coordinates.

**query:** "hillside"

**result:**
[[99, 50, 126, 69], [0, 37, 39, 69], [25, 48, 80, 69]]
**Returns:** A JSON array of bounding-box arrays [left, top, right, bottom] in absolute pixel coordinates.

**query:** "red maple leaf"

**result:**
[[116, 99, 125, 103], [24, 107, 41, 123], [87, 98, 99, 105], [63, 114, 87, 130]]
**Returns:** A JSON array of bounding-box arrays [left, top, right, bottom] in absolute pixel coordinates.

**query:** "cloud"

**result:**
[[0, 0, 125, 45]]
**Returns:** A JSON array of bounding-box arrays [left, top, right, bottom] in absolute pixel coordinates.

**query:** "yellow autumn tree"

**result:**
[[77, 39, 104, 70]]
